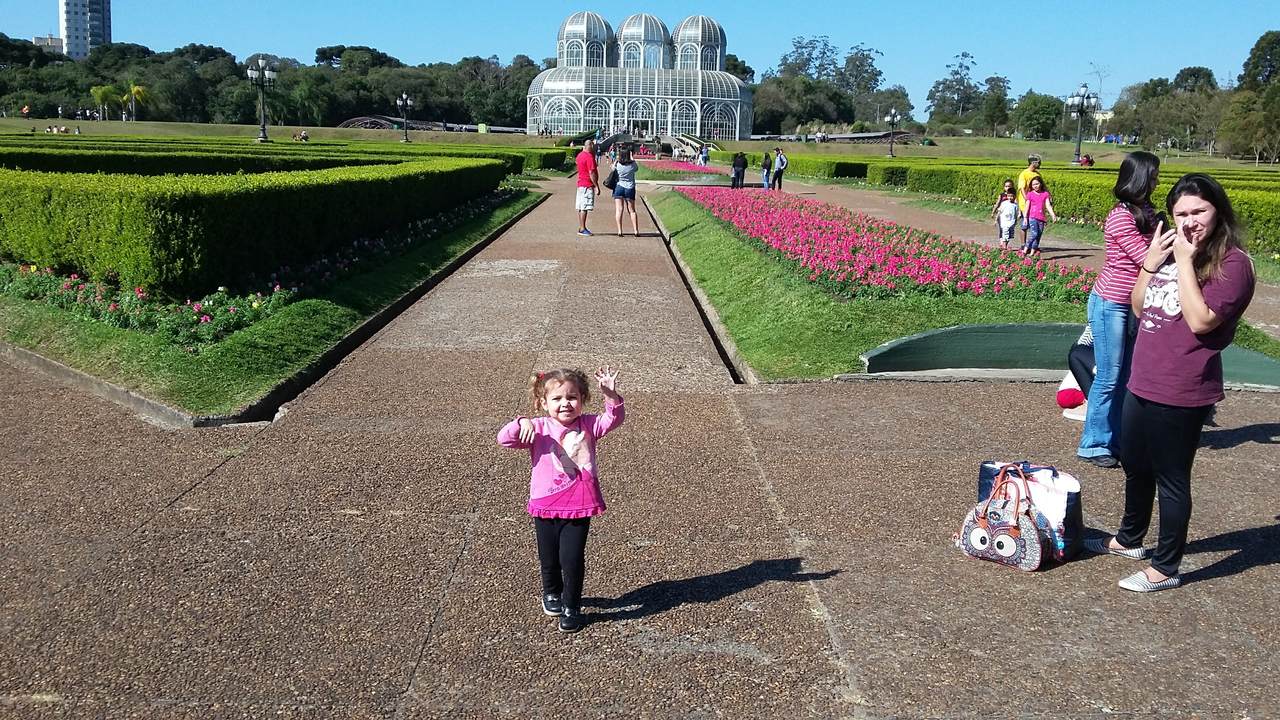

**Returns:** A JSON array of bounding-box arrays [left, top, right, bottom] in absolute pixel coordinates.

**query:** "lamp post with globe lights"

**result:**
[[1066, 83, 1101, 165], [396, 92, 414, 143], [246, 57, 276, 143], [884, 107, 902, 158]]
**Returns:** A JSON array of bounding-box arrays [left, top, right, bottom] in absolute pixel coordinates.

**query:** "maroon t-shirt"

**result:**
[[1128, 247, 1256, 407], [575, 150, 597, 188]]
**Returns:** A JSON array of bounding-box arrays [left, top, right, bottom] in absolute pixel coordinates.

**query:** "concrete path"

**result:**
[[3, 177, 1278, 718], [790, 179, 1280, 340]]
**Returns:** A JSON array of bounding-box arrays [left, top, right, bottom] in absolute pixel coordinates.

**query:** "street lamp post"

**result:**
[[884, 107, 902, 158], [246, 57, 276, 143], [1066, 82, 1101, 165], [396, 92, 414, 143]]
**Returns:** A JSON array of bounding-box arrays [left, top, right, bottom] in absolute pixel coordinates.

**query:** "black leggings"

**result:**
[[771, 170, 784, 190], [533, 517, 591, 610], [1115, 391, 1212, 576]]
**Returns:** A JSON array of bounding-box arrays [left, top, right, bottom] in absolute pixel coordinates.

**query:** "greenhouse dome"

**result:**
[[528, 11, 752, 140]]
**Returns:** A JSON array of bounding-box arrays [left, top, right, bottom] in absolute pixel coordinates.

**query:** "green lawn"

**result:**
[[0, 190, 544, 415], [649, 191, 1280, 379], [0, 117, 557, 147]]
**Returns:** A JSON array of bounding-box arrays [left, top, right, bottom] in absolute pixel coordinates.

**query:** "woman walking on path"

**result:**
[[497, 367, 625, 632], [761, 151, 773, 189], [612, 147, 639, 236], [1085, 174, 1255, 592], [1077, 151, 1161, 468]]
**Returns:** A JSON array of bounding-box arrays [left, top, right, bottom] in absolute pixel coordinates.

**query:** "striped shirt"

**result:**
[[1092, 204, 1153, 304]]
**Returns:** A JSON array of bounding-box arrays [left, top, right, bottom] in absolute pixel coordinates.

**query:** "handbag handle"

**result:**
[[993, 462, 1039, 509], [980, 475, 1024, 538]]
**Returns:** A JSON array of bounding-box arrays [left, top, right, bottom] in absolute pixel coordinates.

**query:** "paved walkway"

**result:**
[[3, 177, 1279, 718], [789, 179, 1280, 340]]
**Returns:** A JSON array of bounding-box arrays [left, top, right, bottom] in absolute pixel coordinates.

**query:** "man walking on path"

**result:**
[[576, 139, 600, 236], [1016, 154, 1042, 249], [771, 147, 789, 191]]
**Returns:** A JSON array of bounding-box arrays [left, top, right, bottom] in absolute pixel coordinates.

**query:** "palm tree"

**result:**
[[89, 84, 120, 121], [123, 82, 148, 121]]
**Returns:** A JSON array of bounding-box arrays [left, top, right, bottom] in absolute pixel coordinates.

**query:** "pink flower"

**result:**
[[228, 306, 236, 314], [108, 302, 119, 311], [192, 302, 203, 312], [199, 314, 211, 323]]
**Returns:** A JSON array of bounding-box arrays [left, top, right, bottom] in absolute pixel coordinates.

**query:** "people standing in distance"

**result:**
[[612, 146, 639, 236], [1022, 177, 1058, 256], [1086, 174, 1255, 593], [497, 367, 626, 632], [771, 147, 789, 191], [575, 139, 600, 236], [1077, 151, 1162, 469], [731, 152, 748, 189], [760, 150, 773, 189], [1016, 154, 1043, 250]]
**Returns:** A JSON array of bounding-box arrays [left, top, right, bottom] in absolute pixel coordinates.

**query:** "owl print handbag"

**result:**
[[957, 471, 1044, 572]]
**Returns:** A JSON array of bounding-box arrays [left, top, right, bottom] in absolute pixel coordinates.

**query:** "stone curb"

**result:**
[[3, 191, 551, 428], [641, 189, 755, 385]]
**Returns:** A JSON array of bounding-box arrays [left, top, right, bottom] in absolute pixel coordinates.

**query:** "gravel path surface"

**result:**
[[3, 177, 1277, 718]]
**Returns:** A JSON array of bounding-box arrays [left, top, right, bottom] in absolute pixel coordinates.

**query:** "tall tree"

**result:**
[[776, 36, 839, 81], [926, 51, 980, 117], [835, 43, 882, 96], [723, 53, 755, 84], [1010, 91, 1062, 139], [1172, 66, 1217, 93], [1238, 30, 1280, 90], [977, 75, 1010, 135]]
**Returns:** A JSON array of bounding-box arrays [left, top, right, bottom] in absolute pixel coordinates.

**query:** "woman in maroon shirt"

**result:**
[[1085, 174, 1256, 592]]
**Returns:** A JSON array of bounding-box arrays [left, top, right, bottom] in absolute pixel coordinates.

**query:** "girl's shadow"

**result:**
[[1181, 515, 1280, 584], [583, 557, 839, 622]]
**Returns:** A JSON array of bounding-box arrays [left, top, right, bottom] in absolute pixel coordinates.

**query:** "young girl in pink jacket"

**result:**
[[497, 366, 624, 633]]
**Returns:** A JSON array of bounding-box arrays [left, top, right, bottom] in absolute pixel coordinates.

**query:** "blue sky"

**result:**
[[2, 0, 1273, 116]]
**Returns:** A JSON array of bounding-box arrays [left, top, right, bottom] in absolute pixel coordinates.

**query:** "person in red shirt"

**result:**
[[574, 139, 600, 236]]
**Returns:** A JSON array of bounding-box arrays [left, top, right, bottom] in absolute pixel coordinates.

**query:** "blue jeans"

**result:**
[[1026, 218, 1046, 251], [1078, 292, 1135, 458], [761, 169, 770, 187]]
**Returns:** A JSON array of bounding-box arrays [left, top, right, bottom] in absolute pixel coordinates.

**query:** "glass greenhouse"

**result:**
[[526, 12, 753, 140]]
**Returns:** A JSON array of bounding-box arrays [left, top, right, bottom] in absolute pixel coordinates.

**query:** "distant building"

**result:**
[[526, 12, 753, 140], [59, 0, 112, 60], [33, 34, 65, 55]]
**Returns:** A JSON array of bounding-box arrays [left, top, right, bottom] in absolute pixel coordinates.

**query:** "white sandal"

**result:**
[[1118, 569, 1181, 593], [1084, 536, 1152, 560]]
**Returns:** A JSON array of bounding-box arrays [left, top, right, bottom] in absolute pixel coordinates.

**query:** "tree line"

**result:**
[[0, 34, 542, 128]]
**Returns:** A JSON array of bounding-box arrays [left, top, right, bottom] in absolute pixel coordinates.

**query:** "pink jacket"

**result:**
[[497, 400, 625, 518]]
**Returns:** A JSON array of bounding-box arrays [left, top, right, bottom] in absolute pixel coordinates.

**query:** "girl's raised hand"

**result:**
[[1171, 221, 1197, 265], [595, 365, 621, 398], [518, 417, 536, 444]]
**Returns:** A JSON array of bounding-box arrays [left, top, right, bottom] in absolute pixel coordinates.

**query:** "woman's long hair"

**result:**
[[1114, 151, 1161, 235], [1166, 173, 1245, 282]]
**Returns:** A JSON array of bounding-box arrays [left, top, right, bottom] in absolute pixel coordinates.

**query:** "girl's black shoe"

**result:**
[[542, 594, 563, 617], [559, 608, 585, 633]]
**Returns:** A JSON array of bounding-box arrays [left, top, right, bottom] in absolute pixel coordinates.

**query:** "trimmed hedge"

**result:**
[[0, 147, 394, 175], [0, 157, 506, 297]]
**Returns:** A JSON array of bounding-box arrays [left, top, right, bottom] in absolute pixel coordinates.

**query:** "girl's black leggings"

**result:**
[[1115, 391, 1212, 576], [533, 517, 591, 610]]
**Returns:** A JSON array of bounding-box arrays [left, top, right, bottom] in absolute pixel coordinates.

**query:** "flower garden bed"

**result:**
[[676, 187, 1096, 303]]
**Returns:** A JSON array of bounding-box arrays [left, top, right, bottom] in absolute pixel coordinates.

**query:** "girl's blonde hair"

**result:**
[[529, 368, 591, 414]]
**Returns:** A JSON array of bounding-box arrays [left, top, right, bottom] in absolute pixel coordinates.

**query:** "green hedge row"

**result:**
[[0, 157, 507, 297], [0, 147, 395, 175]]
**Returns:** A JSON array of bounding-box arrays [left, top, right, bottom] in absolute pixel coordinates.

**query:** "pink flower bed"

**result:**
[[642, 160, 730, 175], [677, 187, 1095, 302]]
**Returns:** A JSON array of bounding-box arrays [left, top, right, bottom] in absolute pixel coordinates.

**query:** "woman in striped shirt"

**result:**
[[1077, 151, 1162, 469]]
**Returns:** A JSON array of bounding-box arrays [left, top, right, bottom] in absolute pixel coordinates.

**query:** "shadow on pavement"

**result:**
[[584, 557, 839, 622], [1182, 516, 1280, 584], [1200, 422, 1280, 449]]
